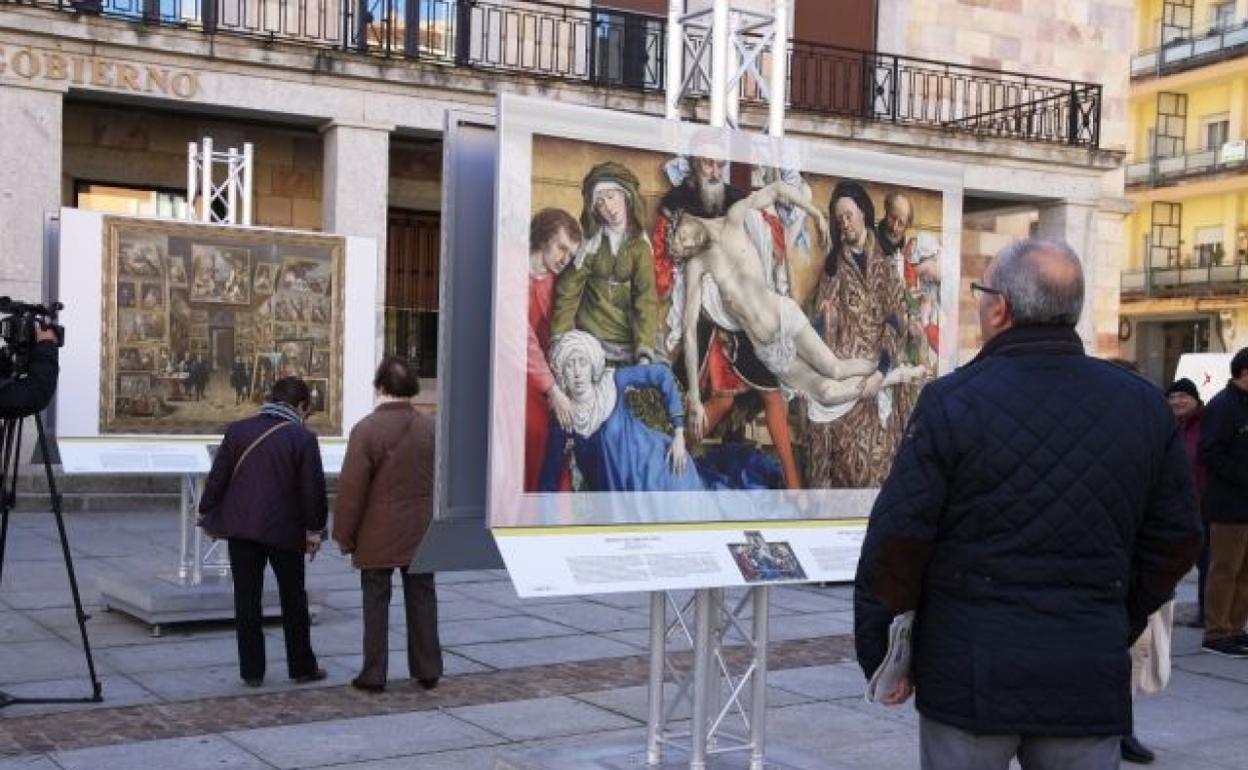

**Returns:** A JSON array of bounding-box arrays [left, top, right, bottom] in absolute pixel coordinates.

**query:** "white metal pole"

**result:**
[[709, 0, 730, 128], [727, 9, 741, 128], [227, 147, 239, 226], [178, 474, 191, 582], [769, 0, 789, 137], [690, 588, 714, 770], [186, 143, 197, 222], [749, 586, 771, 770], [242, 142, 254, 226], [201, 137, 214, 223], [665, 0, 684, 120], [646, 592, 666, 765]]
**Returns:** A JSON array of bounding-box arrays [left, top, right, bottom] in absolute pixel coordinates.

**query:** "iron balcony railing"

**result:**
[[1122, 262, 1248, 297], [783, 40, 1100, 147], [16, 0, 1101, 147], [1131, 18, 1248, 79], [1126, 141, 1248, 187]]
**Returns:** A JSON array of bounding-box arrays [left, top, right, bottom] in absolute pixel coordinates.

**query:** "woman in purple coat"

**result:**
[[199, 377, 328, 688]]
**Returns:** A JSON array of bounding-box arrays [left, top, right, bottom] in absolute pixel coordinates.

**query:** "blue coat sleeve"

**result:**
[[853, 386, 952, 678]]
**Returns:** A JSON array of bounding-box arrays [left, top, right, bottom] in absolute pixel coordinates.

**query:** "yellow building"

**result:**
[[1121, 0, 1248, 383]]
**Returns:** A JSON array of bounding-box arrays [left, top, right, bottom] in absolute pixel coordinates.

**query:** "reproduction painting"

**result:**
[[100, 218, 346, 435], [489, 98, 961, 527]]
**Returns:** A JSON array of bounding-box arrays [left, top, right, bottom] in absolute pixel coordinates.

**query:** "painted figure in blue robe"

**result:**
[[539, 331, 701, 493], [539, 331, 781, 493]]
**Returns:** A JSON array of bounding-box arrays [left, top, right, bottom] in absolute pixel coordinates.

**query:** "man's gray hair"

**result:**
[[991, 238, 1084, 326]]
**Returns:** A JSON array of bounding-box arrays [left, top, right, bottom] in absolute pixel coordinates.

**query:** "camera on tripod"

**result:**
[[0, 296, 65, 380]]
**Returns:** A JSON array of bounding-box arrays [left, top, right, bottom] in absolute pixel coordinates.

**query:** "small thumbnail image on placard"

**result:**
[[728, 531, 807, 583]]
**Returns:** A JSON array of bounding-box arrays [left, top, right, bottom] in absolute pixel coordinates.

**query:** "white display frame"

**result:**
[[488, 95, 964, 596], [55, 208, 376, 469]]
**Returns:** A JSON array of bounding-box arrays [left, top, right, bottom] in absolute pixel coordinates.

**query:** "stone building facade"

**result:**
[[0, 0, 1128, 404]]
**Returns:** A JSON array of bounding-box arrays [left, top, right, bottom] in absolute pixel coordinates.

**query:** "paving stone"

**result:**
[[0, 674, 155, 718], [453, 635, 640, 669], [225, 710, 500, 768], [447, 696, 639, 741], [767, 662, 868, 701], [52, 735, 273, 770], [0, 757, 62, 770], [763, 701, 911, 755], [519, 602, 650, 633], [439, 615, 579, 646], [1161, 669, 1248, 710], [768, 586, 854, 614], [573, 680, 814, 723], [100, 636, 265, 673], [768, 610, 855, 641], [431, 597, 521, 622], [1132, 694, 1248, 747], [0, 612, 57, 644], [321, 649, 490, 680], [0, 639, 111, 684], [130, 658, 355, 701]]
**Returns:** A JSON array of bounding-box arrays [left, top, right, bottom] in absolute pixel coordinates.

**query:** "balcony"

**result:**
[[1126, 141, 1248, 188], [1123, 255, 1248, 297], [1131, 19, 1248, 80], [9, 0, 1103, 148]]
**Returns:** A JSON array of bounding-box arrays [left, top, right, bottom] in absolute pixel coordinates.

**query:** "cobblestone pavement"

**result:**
[[1, 511, 1246, 769]]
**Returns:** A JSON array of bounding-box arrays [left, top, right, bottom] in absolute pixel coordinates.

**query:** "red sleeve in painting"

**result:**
[[653, 215, 673, 299]]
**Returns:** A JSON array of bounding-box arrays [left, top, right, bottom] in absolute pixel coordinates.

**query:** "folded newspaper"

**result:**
[[865, 611, 915, 703]]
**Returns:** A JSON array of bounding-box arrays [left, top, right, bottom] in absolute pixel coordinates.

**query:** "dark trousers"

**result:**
[[1197, 521, 1212, 620], [228, 538, 318, 681], [1205, 522, 1248, 641], [357, 568, 442, 686]]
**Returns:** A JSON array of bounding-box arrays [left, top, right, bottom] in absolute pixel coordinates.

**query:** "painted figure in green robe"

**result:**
[[551, 162, 659, 365]]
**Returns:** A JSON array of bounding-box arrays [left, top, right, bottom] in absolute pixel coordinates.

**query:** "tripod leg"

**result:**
[[0, 419, 20, 588], [33, 413, 103, 702]]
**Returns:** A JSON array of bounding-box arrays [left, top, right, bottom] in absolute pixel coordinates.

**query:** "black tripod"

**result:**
[[0, 411, 103, 707]]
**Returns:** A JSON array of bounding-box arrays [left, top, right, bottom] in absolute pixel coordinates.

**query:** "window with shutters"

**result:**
[[384, 209, 441, 378]]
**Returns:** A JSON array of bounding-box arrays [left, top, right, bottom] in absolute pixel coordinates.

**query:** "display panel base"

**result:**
[[96, 570, 325, 636], [498, 738, 836, 770]]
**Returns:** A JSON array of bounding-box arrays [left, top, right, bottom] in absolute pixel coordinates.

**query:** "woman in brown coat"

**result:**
[[333, 356, 442, 693]]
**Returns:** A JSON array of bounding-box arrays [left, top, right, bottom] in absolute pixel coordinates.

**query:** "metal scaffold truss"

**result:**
[[647, 588, 773, 769], [186, 137, 254, 225]]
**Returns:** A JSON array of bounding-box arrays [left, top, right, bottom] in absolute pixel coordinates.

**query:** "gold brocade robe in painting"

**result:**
[[806, 232, 914, 488]]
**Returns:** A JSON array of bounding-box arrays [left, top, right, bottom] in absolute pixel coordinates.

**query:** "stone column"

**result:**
[[320, 121, 393, 362], [0, 80, 64, 467], [1036, 200, 1109, 353], [0, 81, 63, 306]]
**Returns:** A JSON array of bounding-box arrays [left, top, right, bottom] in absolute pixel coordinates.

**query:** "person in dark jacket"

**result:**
[[1198, 347, 1248, 657], [199, 376, 329, 687], [333, 356, 442, 693], [1166, 378, 1208, 628], [0, 326, 59, 419], [854, 238, 1201, 770]]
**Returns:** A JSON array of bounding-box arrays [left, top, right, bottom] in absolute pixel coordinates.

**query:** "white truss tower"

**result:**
[[665, 0, 789, 136], [650, 4, 791, 769], [186, 137, 254, 225]]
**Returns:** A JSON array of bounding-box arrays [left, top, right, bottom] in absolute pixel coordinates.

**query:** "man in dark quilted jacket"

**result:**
[[1198, 347, 1248, 658], [854, 238, 1201, 770]]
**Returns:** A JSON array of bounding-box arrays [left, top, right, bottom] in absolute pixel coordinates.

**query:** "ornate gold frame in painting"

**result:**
[[100, 217, 346, 435]]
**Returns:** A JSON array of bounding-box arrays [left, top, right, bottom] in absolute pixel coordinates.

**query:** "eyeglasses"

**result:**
[[971, 282, 1003, 300]]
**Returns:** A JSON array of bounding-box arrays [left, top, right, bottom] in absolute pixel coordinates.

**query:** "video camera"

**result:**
[[0, 297, 65, 379]]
